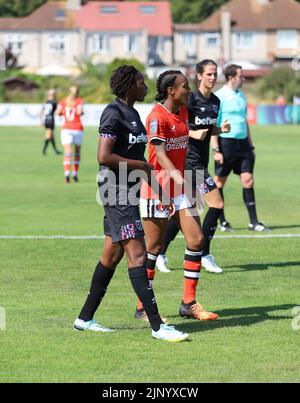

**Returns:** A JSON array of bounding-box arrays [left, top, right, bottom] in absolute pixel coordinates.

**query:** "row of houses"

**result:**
[[1, 0, 300, 75]]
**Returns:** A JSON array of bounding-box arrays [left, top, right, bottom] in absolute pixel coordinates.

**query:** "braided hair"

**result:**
[[110, 65, 139, 99], [155, 70, 183, 102]]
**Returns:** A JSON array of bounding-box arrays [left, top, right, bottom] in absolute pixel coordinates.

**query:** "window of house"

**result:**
[[48, 34, 65, 53], [235, 32, 255, 49], [92, 34, 110, 53], [182, 32, 195, 46], [126, 34, 138, 53], [205, 32, 220, 48], [5, 34, 25, 54], [139, 5, 156, 14], [55, 9, 66, 21], [277, 30, 298, 49], [100, 6, 118, 14]]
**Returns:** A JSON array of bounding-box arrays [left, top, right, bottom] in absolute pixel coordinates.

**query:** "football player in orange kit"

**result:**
[[137, 70, 219, 322], [57, 86, 84, 183]]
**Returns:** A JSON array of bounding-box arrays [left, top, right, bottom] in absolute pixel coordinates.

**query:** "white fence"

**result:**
[[0, 103, 154, 126]]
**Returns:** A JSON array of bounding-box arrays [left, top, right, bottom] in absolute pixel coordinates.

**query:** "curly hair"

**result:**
[[110, 65, 139, 99], [155, 70, 183, 102]]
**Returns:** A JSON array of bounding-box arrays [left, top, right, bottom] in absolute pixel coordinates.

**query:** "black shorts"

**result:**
[[103, 204, 144, 244], [186, 162, 217, 196], [215, 137, 255, 177], [44, 119, 55, 130], [195, 169, 217, 196], [98, 175, 144, 244]]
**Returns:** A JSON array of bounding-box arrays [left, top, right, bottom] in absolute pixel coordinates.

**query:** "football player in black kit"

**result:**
[[156, 60, 230, 274], [73, 65, 188, 342], [40, 89, 61, 155]]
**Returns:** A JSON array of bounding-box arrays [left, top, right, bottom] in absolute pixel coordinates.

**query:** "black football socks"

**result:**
[[129, 266, 163, 332], [160, 218, 180, 255], [202, 208, 222, 256], [243, 188, 258, 225], [79, 262, 115, 322]]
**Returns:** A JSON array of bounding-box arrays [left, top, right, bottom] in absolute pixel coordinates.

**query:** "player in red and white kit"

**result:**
[[57, 86, 84, 183], [137, 70, 219, 322]]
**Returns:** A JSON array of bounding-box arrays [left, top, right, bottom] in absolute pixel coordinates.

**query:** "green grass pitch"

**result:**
[[0, 125, 300, 383]]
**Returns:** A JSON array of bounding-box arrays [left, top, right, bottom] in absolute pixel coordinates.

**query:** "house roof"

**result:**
[[173, 24, 201, 33], [0, 1, 172, 35], [199, 0, 300, 31], [0, 2, 77, 31], [0, 18, 20, 30], [74, 1, 173, 36]]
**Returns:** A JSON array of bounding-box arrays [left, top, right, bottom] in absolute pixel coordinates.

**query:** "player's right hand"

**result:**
[[214, 152, 224, 165]]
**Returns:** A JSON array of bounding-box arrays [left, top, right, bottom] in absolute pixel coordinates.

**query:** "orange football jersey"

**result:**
[[142, 103, 189, 199], [59, 97, 84, 130]]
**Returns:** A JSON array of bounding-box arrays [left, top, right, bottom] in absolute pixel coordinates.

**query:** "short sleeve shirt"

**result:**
[[43, 100, 57, 122], [59, 97, 84, 130], [142, 103, 189, 199], [99, 99, 147, 188], [215, 85, 247, 140], [186, 90, 220, 169]]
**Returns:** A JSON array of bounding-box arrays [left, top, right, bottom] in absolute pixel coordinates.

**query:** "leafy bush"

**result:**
[[0, 57, 157, 104], [255, 67, 300, 103]]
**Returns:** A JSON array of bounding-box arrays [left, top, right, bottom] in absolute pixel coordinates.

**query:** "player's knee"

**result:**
[[242, 177, 254, 188], [188, 233, 204, 251], [213, 200, 224, 210], [148, 245, 162, 257], [127, 250, 146, 268], [111, 251, 124, 267]]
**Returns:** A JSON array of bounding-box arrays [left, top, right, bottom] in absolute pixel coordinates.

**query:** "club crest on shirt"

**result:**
[[206, 176, 215, 187], [213, 105, 219, 114], [156, 203, 167, 213], [150, 119, 158, 135], [135, 220, 143, 232]]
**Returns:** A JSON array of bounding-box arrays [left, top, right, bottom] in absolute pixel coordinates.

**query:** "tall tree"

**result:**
[[1, 0, 300, 21], [171, 0, 229, 23], [0, 0, 47, 17]]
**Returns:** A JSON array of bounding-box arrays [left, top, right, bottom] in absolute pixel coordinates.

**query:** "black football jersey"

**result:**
[[98, 99, 147, 185], [44, 100, 57, 123], [186, 90, 220, 169]]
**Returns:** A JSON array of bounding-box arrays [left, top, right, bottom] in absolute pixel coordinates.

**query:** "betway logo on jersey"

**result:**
[[129, 133, 148, 144], [195, 116, 217, 126]]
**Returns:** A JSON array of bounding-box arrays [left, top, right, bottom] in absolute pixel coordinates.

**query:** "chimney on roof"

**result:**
[[221, 7, 231, 64], [66, 0, 84, 10]]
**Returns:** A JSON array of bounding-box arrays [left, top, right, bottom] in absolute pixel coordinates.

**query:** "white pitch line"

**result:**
[[0, 234, 300, 240]]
